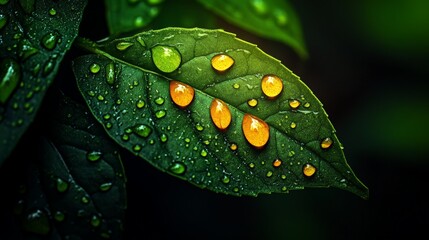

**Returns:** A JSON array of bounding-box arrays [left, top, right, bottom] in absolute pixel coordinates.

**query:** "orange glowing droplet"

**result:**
[[273, 159, 282, 168], [289, 99, 301, 109], [210, 98, 232, 130], [320, 137, 333, 149], [211, 54, 234, 73], [261, 74, 283, 98], [242, 114, 270, 148], [247, 98, 258, 107], [230, 143, 238, 151], [303, 163, 316, 177], [169, 81, 194, 108]]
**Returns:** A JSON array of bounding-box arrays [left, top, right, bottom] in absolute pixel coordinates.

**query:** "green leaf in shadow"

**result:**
[[196, 0, 308, 58], [11, 96, 127, 239], [73, 28, 367, 199], [0, 0, 88, 166], [105, 0, 164, 34]]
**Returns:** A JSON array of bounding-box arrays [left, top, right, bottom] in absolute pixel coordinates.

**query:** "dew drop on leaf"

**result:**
[[133, 124, 152, 138], [250, 0, 268, 15], [229, 143, 238, 151], [48, 8, 56, 16], [289, 99, 301, 109], [320, 137, 333, 149], [105, 62, 116, 85], [222, 175, 230, 184], [160, 133, 168, 142], [303, 163, 317, 177], [90, 215, 101, 227], [242, 114, 270, 148], [247, 98, 258, 107], [155, 110, 166, 119], [274, 9, 288, 26], [261, 74, 283, 99], [41, 32, 60, 50], [18, 39, 39, 61], [116, 41, 134, 51], [169, 80, 194, 108], [273, 159, 282, 168], [99, 182, 113, 191], [86, 151, 102, 162], [169, 162, 186, 175], [211, 54, 234, 73], [56, 177, 69, 193], [151, 45, 181, 73], [290, 122, 297, 129], [22, 209, 50, 235], [54, 211, 65, 222], [154, 96, 165, 105], [89, 63, 100, 74], [210, 98, 232, 131], [136, 99, 145, 108], [0, 58, 21, 104]]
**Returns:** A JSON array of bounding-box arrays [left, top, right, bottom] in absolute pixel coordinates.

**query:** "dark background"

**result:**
[[2, 0, 429, 239]]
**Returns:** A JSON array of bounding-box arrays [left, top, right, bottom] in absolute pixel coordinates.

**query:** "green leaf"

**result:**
[[196, 0, 308, 58], [73, 28, 368, 199], [0, 0, 88, 166], [105, 0, 164, 34], [12, 96, 127, 239]]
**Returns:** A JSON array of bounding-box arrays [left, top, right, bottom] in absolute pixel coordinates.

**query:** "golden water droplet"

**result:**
[[303, 163, 316, 177], [320, 137, 333, 149], [290, 122, 296, 129], [211, 54, 234, 73], [169, 80, 194, 108], [289, 99, 301, 109], [210, 98, 231, 130], [230, 143, 238, 151], [273, 159, 282, 168], [247, 98, 258, 107], [261, 74, 283, 99], [242, 114, 270, 148]]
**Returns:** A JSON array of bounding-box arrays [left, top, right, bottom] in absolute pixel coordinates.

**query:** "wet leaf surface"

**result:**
[[73, 27, 368, 199]]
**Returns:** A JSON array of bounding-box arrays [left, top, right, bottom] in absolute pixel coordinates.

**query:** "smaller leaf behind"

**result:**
[[196, 0, 308, 58]]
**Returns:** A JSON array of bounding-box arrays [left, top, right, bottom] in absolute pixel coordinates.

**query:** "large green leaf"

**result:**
[[105, 0, 165, 34], [73, 28, 368, 199], [10, 96, 127, 239], [0, 0, 88, 166], [196, 0, 308, 58]]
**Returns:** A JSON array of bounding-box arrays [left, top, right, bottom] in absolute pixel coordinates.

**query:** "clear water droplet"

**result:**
[[274, 9, 288, 26], [105, 62, 116, 85], [41, 32, 60, 50], [151, 45, 181, 73], [290, 122, 297, 129], [169, 162, 186, 175], [97, 95, 105, 101], [116, 42, 134, 51], [289, 99, 301, 109], [233, 83, 240, 89], [222, 175, 230, 184], [160, 133, 168, 142], [200, 149, 208, 157], [261, 74, 283, 99], [0, 58, 21, 104], [250, 0, 268, 15], [266, 171, 273, 177], [249, 163, 255, 168], [303, 163, 316, 177], [169, 81, 194, 108], [49, 8, 56, 16], [99, 182, 112, 191], [154, 96, 165, 105], [18, 39, 38, 61], [133, 124, 152, 138], [210, 98, 231, 130], [195, 123, 204, 131], [273, 159, 282, 168], [304, 102, 311, 108], [133, 144, 142, 152], [56, 178, 69, 193], [155, 110, 166, 118], [42, 59, 55, 76], [90, 215, 101, 227], [136, 99, 145, 108], [242, 114, 270, 148], [81, 196, 89, 204], [90, 63, 100, 73], [320, 137, 333, 149], [230, 143, 238, 151], [211, 54, 234, 73], [23, 209, 50, 235], [137, 36, 146, 47], [54, 211, 65, 222], [87, 151, 102, 162]]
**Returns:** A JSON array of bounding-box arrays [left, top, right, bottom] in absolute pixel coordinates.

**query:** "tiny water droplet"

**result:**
[[290, 122, 296, 129], [23, 209, 50, 235], [249, 163, 255, 168], [266, 171, 273, 177], [273, 159, 282, 168], [247, 98, 258, 107], [0, 58, 21, 104], [105, 62, 116, 85], [42, 59, 55, 76], [56, 178, 69, 193], [99, 182, 112, 191], [222, 175, 230, 184], [103, 114, 111, 120], [242, 114, 270, 148], [49, 8, 56, 16], [261, 74, 283, 99], [211, 54, 234, 73], [195, 123, 204, 131], [170, 81, 195, 108], [81, 196, 89, 204], [137, 36, 146, 47], [155, 110, 166, 118], [169, 162, 186, 175], [97, 95, 105, 101], [87, 90, 95, 97], [233, 83, 240, 89], [133, 144, 142, 152], [200, 149, 208, 157], [121, 134, 129, 141], [18, 39, 38, 61], [210, 98, 231, 130], [274, 9, 288, 26], [116, 42, 134, 51], [133, 124, 152, 138], [151, 45, 181, 73], [87, 151, 102, 162], [230, 143, 238, 151], [289, 99, 301, 109], [320, 137, 333, 149], [154, 96, 165, 105], [250, 0, 268, 15], [281, 174, 286, 179], [90, 63, 100, 73], [160, 133, 168, 142], [303, 163, 316, 177], [41, 32, 60, 50], [90, 215, 101, 227], [304, 102, 310, 108], [136, 99, 145, 108], [54, 211, 65, 222]]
